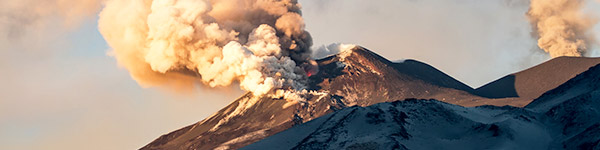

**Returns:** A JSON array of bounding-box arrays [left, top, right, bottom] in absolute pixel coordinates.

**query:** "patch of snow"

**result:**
[[361, 60, 381, 75], [335, 61, 346, 69], [282, 100, 298, 109], [217, 129, 268, 149], [338, 44, 357, 61], [311, 91, 329, 102], [393, 59, 407, 63], [210, 96, 261, 131], [311, 43, 357, 59]]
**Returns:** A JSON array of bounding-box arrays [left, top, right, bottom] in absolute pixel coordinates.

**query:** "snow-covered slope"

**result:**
[[244, 64, 600, 150], [243, 99, 551, 150], [526, 64, 600, 149]]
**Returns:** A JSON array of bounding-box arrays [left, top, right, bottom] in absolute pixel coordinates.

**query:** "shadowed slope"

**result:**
[[392, 59, 475, 93]]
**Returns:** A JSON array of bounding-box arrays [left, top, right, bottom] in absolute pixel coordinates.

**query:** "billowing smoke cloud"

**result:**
[[527, 0, 597, 57], [99, 0, 314, 100]]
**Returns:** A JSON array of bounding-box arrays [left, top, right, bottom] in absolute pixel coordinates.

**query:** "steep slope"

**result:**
[[141, 46, 489, 150], [392, 59, 474, 93], [140, 93, 301, 150], [475, 57, 600, 100], [245, 64, 600, 150]]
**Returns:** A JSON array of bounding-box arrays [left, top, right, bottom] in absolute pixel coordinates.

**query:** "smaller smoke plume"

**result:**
[[527, 0, 597, 58]]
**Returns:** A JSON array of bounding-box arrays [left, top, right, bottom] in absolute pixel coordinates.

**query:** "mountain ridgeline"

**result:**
[[141, 46, 600, 150]]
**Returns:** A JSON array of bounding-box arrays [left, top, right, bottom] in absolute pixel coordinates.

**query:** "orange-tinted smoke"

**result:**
[[98, 0, 314, 100]]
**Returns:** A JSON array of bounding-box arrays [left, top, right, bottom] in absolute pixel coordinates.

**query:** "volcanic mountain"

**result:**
[[244, 64, 600, 149], [140, 46, 600, 150]]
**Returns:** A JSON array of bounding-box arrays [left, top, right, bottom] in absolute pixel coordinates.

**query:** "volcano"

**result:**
[[245, 64, 600, 149], [140, 46, 600, 150]]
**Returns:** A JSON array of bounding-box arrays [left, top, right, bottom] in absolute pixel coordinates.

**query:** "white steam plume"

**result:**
[[98, 0, 315, 100], [312, 43, 357, 59], [527, 0, 597, 57]]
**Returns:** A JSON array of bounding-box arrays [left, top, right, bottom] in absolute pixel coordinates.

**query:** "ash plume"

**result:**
[[527, 0, 597, 57], [98, 0, 314, 100]]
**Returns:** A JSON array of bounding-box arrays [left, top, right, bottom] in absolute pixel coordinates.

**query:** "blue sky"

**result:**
[[1, 0, 599, 149]]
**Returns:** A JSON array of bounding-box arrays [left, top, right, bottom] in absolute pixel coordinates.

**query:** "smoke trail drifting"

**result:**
[[527, 0, 597, 57], [99, 0, 315, 100], [1, 0, 102, 40]]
